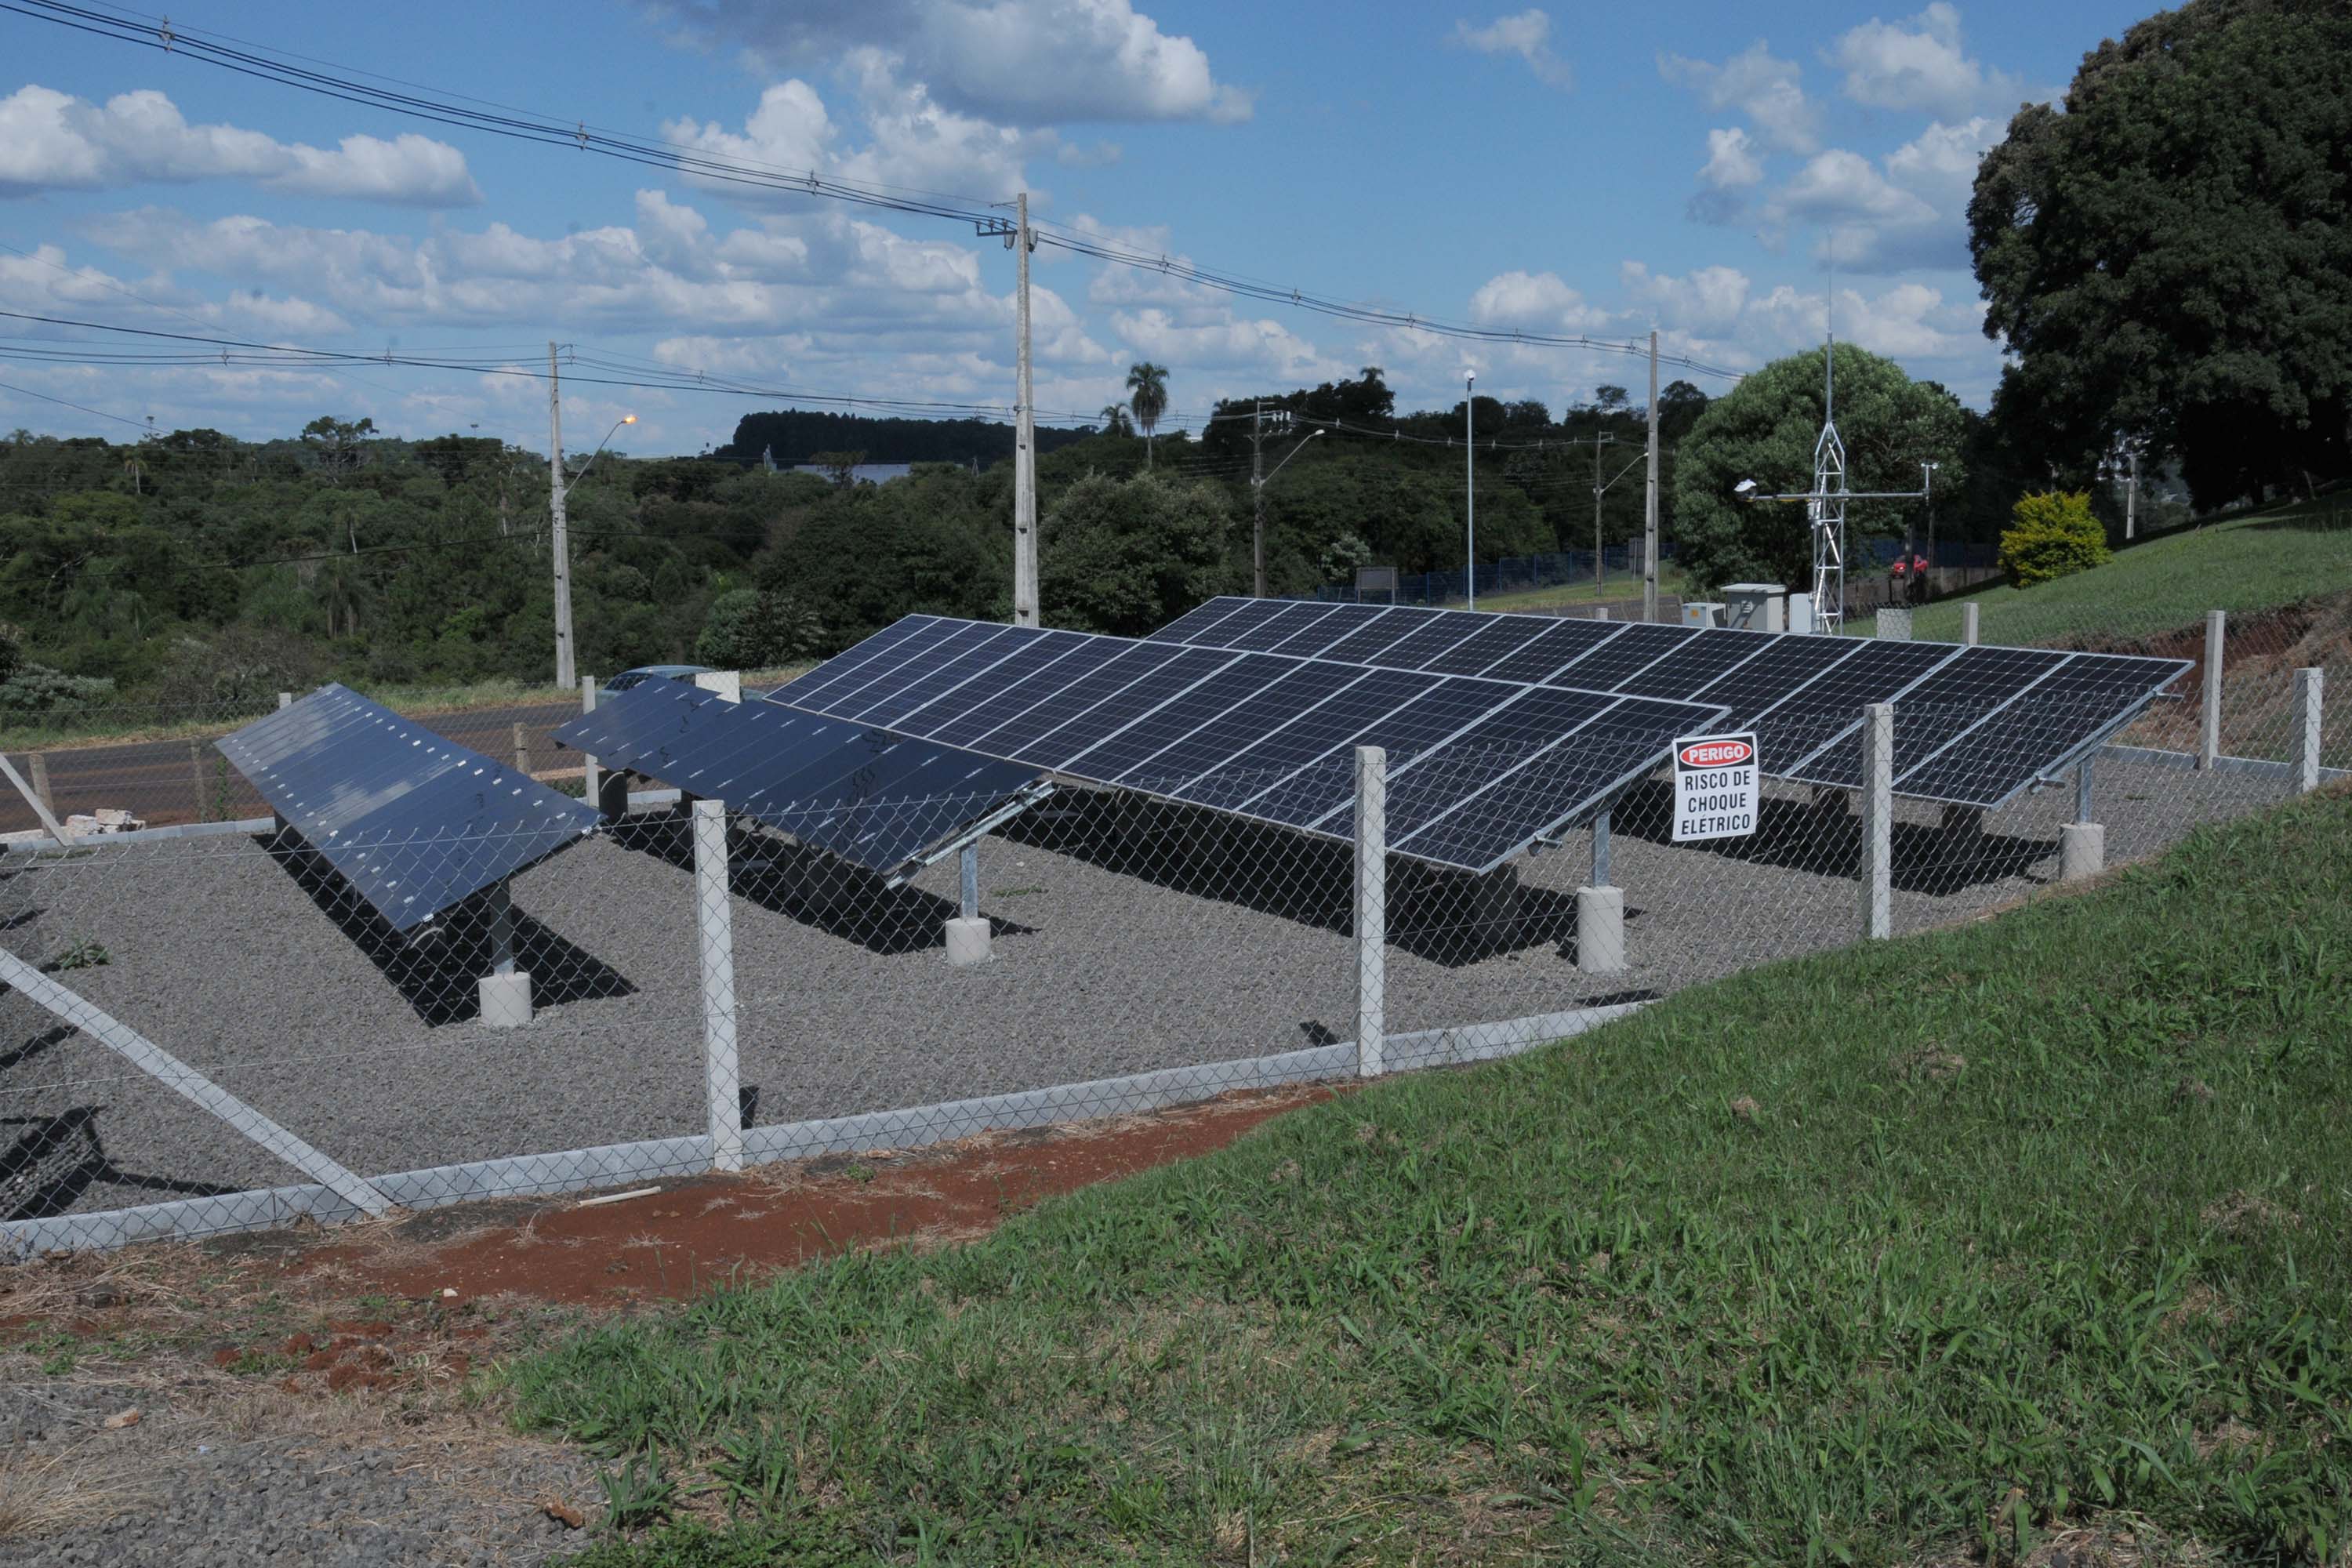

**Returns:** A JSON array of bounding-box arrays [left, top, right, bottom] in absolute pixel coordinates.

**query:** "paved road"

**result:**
[[2, 699, 582, 833]]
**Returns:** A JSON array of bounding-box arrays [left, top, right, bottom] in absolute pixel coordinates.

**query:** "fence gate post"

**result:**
[[690, 800, 744, 1171], [1354, 746, 1385, 1079], [1860, 703, 1893, 939], [579, 675, 601, 809], [2294, 666, 2324, 794], [2198, 609, 2225, 769]]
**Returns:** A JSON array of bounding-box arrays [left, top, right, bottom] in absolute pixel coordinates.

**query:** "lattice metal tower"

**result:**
[[1809, 332, 1849, 633]]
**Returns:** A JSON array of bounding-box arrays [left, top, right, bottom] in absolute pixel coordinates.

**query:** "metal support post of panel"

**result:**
[[2293, 666, 2324, 794], [1354, 746, 1385, 1079], [1577, 806, 1624, 974], [2199, 609, 2225, 769], [691, 800, 744, 1172], [946, 840, 990, 965], [579, 675, 601, 810], [1962, 603, 1980, 646], [0, 947, 392, 1218], [1860, 703, 1893, 939], [477, 882, 534, 1028]]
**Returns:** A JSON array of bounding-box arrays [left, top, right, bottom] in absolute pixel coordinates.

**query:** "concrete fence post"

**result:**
[[27, 751, 55, 820], [2294, 666, 2324, 794], [187, 739, 206, 823], [1860, 703, 1893, 939], [512, 721, 530, 778], [2198, 609, 2225, 769], [1961, 603, 1980, 646], [277, 691, 293, 710], [1353, 746, 1385, 1079], [691, 800, 744, 1172], [1593, 605, 1610, 622], [578, 674, 601, 810]]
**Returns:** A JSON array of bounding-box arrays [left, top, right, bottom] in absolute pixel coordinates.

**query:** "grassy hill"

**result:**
[[514, 786, 2352, 1566], [1857, 494, 2352, 648]]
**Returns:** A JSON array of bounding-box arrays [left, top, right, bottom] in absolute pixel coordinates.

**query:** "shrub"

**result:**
[[694, 589, 823, 669], [0, 663, 117, 718], [1999, 491, 2111, 587]]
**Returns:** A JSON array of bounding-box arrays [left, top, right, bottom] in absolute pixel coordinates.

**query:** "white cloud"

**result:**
[[1452, 10, 1573, 90], [1660, 43, 1820, 153], [1467, 270, 1614, 333], [648, 0, 1251, 125], [1830, 4, 2027, 122], [1756, 116, 2002, 271], [1688, 125, 1765, 224], [1883, 115, 2000, 202], [0, 85, 480, 205], [1620, 262, 1751, 335]]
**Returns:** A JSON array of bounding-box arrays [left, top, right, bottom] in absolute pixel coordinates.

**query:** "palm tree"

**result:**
[[1125, 363, 1169, 470], [1098, 401, 1134, 437]]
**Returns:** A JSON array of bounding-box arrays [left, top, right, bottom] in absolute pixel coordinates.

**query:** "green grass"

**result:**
[[1853, 495, 2352, 647], [510, 789, 2352, 1566], [1474, 566, 1692, 615]]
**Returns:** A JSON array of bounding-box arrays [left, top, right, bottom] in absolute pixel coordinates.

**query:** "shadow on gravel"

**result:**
[[1000, 789, 1581, 969], [1606, 780, 2052, 895], [263, 834, 635, 1025], [609, 810, 1040, 957], [4, 1106, 242, 1221]]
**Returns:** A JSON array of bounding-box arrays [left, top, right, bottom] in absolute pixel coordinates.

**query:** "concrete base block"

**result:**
[[2060, 822, 2105, 883], [1576, 884, 1625, 974], [477, 971, 534, 1028], [943, 916, 993, 967]]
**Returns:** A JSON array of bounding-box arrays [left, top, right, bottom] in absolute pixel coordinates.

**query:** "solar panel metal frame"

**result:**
[[216, 684, 602, 933], [1157, 597, 2190, 811], [769, 618, 1729, 875], [554, 681, 1054, 885]]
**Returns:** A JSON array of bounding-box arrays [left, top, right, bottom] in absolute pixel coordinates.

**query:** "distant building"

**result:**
[[760, 444, 776, 473]]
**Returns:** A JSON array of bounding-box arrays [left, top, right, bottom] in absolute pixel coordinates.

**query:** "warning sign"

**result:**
[[1671, 731, 1759, 843]]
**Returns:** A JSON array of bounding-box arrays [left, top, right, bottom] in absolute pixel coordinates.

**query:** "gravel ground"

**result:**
[[2, 751, 2299, 1225], [0, 1359, 596, 1566]]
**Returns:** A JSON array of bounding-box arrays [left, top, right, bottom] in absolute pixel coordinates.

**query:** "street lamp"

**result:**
[[566, 413, 637, 495], [550, 412, 634, 691], [1465, 371, 1476, 609]]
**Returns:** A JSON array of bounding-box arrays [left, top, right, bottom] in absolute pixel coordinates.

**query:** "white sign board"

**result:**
[[1671, 731, 1759, 843]]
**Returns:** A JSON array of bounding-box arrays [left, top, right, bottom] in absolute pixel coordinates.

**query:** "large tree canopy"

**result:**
[[1969, 0, 2352, 507], [1673, 344, 1965, 593]]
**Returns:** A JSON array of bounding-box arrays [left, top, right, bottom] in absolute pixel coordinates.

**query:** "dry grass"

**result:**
[[0, 1445, 159, 1540]]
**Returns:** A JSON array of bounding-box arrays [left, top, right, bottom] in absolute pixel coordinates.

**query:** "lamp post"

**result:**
[[1465, 371, 1476, 609], [550, 408, 634, 688]]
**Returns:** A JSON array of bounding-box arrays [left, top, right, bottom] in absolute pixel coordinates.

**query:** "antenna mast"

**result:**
[[1809, 254, 1850, 633]]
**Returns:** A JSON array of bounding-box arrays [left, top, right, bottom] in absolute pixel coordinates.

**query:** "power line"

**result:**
[[4, 0, 1747, 383], [0, 378, 152, 431]]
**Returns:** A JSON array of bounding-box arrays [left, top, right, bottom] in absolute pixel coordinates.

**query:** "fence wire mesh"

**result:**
[[2, 605, 2345, 1257]]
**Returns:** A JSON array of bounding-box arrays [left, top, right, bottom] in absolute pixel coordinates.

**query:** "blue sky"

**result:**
[[0, 1, 2158, 456]]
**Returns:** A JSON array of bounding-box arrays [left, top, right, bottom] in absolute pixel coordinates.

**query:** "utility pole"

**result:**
[[547, 340, 574, 690], [2125, 447, 2138, 540], [1593, 427, 1606, 593], [1642, 329, 1659, 624], [1011, 192, 1039, 626], [1250, 399, 1267, 597], [1465, 371, 1476, 609]]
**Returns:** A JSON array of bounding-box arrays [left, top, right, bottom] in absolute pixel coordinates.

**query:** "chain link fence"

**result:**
[[3, 608, 2344, 1256]]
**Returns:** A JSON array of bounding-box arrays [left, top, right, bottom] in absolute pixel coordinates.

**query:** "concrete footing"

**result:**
[[477, 971, 534, 1028], [1575, 884, 1624, 974], [2060, 822, 2105, 883], [943, 916, 993, 967]]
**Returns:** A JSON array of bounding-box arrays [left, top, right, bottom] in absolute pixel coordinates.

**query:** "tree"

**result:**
[[1098, 403, 1134, 437], [1673, 343, 1966, 591], [1969, 0, 2352, 508], [808, 450, 866, 488], [299, 416, 376, 486], [1040, 471, 1229, 635], [1657, 380, 1710, 445], [1125, 363, 1169, 469]]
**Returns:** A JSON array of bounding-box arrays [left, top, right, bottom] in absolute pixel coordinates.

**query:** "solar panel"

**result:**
[[770, 618, 1728, 874], [217, 685, 600, 932], [1163, 598, 2188, 809], [554, 682, 1049, 880]]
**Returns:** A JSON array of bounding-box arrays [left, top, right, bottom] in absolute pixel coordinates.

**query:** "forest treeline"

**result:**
[[0, 366, 2026, 712]]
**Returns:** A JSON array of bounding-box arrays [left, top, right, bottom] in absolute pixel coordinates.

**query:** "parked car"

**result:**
[[601, 664, 713, 699]]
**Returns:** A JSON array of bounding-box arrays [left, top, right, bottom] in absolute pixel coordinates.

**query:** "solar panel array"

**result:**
[[217, 685, 601, 931], [1149, 598, 2191, 808], [553, 681, 1050, 878], [768, 616, 1727, 873]]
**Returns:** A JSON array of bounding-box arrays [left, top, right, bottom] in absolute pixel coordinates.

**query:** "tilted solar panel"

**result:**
[[217, 685, 601, 932], [768, 618, 1728, 874], [554, 681, 1049, 879], [1157, 597, 2190, 809]]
